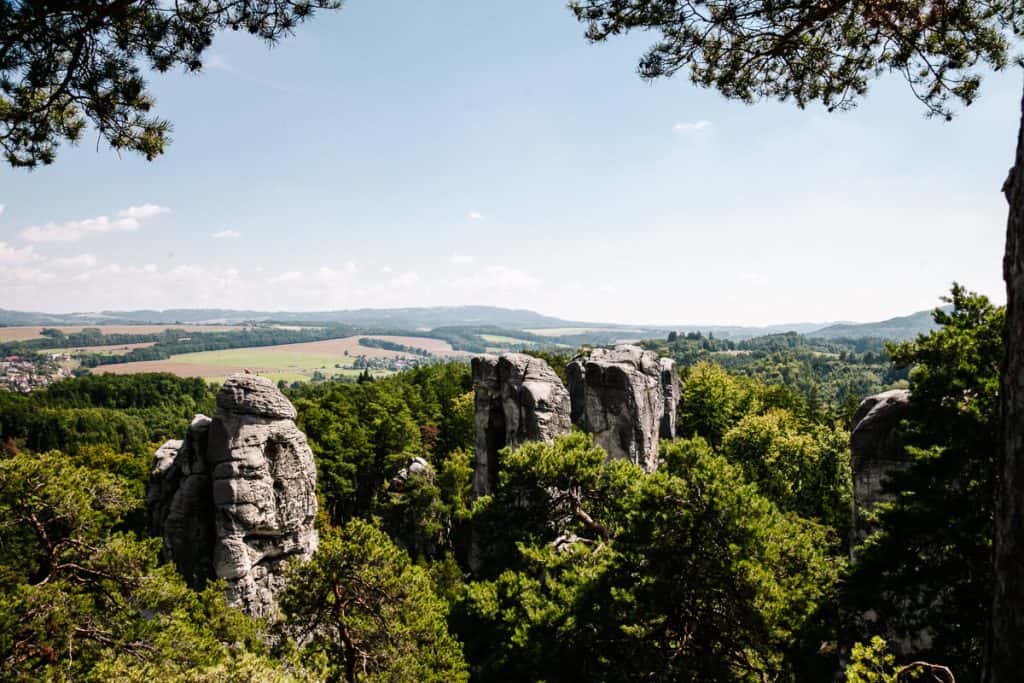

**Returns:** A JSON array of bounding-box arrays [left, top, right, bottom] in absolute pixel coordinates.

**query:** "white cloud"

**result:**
[[270, 271, 303, 284], [0, 204, 5, 217], [117, 204, 170, 220], [738, 271, 767, 285], [0, 242, 41, 264], [388, 271, 419, 288], [450, 252, 474, 265], [451, 265, 542, 292], [0, 267, 54, 284], [212, 229, 241, 239], [380, 265, 393, 274], [468, 211, 484, 220], [51, 253, 97, 269], [672, 120, 712, 134], [20, 204, 169, 242]]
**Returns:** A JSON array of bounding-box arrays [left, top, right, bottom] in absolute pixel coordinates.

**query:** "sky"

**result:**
[[0, 1, 1019, 326]]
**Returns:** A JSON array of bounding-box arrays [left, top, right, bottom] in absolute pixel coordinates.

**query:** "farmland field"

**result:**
[[0, 324, 244, 342], [523, 327, 622, 337], [42, 342, 158, 355], [479, 334, 533, 345], [94, 335, 465, 383]]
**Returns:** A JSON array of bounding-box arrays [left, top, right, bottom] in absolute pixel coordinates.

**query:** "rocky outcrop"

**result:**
[[391, 456, 434, 491], [850, 389, 913, 544], [471, 354, 572, 497], [567, 345, 665, 472], [659, 357, 680, 439], [147, 374, 318, 617]]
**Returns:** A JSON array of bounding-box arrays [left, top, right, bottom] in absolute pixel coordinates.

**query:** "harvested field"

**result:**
[[43, 342, 158, 355], [99, 360, 250, 377]]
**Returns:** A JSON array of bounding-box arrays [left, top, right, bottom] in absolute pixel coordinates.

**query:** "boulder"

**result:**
[[471, 354, 572, 497], [567, 345, 665, 472], [391, 456, 435, 491], [147, 375, 318, 617], [850, 389, 913, 543]]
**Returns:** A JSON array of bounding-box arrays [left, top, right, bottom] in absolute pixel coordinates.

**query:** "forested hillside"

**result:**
[[0, 287, 999, 681]]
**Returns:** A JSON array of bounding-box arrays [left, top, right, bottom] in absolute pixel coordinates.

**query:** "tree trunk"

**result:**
[[989, 79, 1024, 682]]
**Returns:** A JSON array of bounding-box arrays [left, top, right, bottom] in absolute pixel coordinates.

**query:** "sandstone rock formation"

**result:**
[[471, 354, 572, 497], [147, 375, 318, 617], [567, 345, 666, 472], [850, 389, 913, 544], [390, 455, 434, 491]]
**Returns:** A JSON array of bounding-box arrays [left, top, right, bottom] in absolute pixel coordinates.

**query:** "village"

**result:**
[[0, 353, 73, 392]]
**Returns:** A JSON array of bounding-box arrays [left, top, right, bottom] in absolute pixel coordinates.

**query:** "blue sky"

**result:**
[[0, 1, 1018, 325]]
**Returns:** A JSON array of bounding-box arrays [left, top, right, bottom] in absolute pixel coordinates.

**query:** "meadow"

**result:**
[[96, 335, 463, 383]]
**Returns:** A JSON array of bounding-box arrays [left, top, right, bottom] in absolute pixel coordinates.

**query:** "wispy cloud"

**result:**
[[269, 271, 303, 284], [0, 242, 41, 264], [672, 120, 713, 134], [450, 265, 542, 292], [211, 229, 241, 239], [387, 271, 419, 288], [0, 267, 54, 284], [52, 253, 97, 269], [0, 204, 5, 217], [20, 204, 170, 242], [468, 211, 484, 220], [117, 204, 170, 220], [450, 252, 474, 265]]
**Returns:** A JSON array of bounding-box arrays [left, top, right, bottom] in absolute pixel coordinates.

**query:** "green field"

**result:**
[[479, 334, 534, 345]]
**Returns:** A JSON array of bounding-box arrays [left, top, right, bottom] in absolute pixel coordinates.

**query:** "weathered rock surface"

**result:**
[[147, 375, 318, 617], [850, 389, 913, 543], [659, 357, 680, 439], [471, 354, 572, 497], [390, 456, 434, 491], [567, 345, 665, 472]]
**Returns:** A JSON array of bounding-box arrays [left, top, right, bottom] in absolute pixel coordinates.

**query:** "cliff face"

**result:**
[[567, 345, 675, 473], [471, 353, 572, 497], [471, 346, 681, 496], [147, 374, 318, 617], [849, 389, 913, 545]]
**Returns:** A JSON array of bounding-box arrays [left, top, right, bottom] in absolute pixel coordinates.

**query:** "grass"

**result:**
[[479, 334, 534, 345]]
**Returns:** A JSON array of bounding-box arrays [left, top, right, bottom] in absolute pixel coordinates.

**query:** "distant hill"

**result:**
[[807, 308, 943, 341], [0, 306, 577, 330], [0, 304, 945, 342]]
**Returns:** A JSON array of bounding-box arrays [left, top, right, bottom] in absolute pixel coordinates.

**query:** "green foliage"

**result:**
[[0, 450, 293, 681], [677, 361, 745, 445], [844, 285, 1002, 678], [1, 1, 342, 168], [457, 433, 840, 681], [277, 519, 468, 683], [357, 337, 431, 356], [571, 0, 1016, 119], [293, 363, 475, 557], [721, 409, 851, 535]]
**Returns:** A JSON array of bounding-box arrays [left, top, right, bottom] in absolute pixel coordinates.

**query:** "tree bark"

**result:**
[[989, 78, 1024, 682]]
